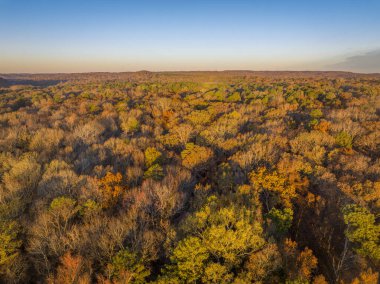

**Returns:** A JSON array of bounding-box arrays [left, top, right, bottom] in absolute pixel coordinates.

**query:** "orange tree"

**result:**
[[98, 172, 125, 209]]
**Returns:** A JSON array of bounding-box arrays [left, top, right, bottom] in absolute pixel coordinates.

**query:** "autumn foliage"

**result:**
[[0, 72, 379, 283], [98, 172, 124, 208]]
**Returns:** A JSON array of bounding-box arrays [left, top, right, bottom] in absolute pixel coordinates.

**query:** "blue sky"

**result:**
[[1, 0, 380, 73]]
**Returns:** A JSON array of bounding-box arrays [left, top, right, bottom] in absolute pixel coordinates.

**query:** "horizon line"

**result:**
[[1, 70, 380, 75]]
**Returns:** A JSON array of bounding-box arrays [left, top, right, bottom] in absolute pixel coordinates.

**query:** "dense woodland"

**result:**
[[0, 72, 379, 283]]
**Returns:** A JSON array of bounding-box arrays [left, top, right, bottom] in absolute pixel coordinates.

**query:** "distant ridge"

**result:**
[[0, 77, 9, 87], [0, 71, 379, 84]]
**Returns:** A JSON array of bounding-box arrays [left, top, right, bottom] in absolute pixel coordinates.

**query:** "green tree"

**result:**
[[144, 164, 164, 181], [342, 204, 380, 261], [310, 109, 323, 119], [166, 196, 265, 282], [336, 131, 353, 149], [80, 199, 102, 219], [121, 116, 140, 134], [50, 196, 79, 233], [267, 207, 293, 236], [169, 236, 209, 283], [307, 109, 322, 129], [226, 92, 241, 102], [108, 249, 150, 284], [0, 220, 25, 282], [144, 147, 162, 168], [0, 221, 21, 267], [202, 263, 233, 283]]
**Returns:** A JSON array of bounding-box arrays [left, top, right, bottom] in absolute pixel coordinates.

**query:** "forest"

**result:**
[[0, 71, 379, 283]]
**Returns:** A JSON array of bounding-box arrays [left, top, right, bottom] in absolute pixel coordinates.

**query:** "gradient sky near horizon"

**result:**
[[1, 0, 380, 73]]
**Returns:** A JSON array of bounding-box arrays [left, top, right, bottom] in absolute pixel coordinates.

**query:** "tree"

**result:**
[[80, 199, 102, 219], [249, 167, 296, 209], [283, 239, 318, 283], [29, 128, 64, 160], [3, 154, 41, 202], [226, 92, 241, 103], [143, 164, 164, 181], [160, 124, 194, 148], [336, 131, 353, 149], [216, 162, 234, 192], [107, 249, 150, 284], [342, 204, 380, 261], [169, 236, 209, 283], [308, 109, 323, 129], [48, 253, 90, 284], [244, 243, 282, 282], [98, 172, 125, 208], [202, 263, 233, 283], [310, 109, 323, 119], [73, 120, 105, 145], [166, 196, 265, 282], [121, 116, 140, 134], [313, 119, 330, 132], [37, 159, 81, 199], [267, 207, 293, 237], [181, 143, 213, 171], [144, 147, 162, 168], [351, 268, 379, 284], [49, 196, 79, 241], [313, 274, 328, 284], [0, 221, 22, 271]]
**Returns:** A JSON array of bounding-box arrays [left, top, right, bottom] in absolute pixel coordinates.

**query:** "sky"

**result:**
[[0, 0, 380, 73]]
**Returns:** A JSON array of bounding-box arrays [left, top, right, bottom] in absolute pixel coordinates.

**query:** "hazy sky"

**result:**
[[1, 0, 380, 73]]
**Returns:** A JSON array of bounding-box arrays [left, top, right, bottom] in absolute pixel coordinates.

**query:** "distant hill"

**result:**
[[0, 77, 9, 87], [1, 71, 380, 84]]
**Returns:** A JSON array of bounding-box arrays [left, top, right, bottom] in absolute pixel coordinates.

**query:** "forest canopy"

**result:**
[[0, 71, 379, 283]]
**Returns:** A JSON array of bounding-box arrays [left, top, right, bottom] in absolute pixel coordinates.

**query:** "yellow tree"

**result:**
[[144, 147, 162, 168], [98, 172, 125, 208], [0, 221, 22, 275], [249, 167, 296, 209], [181, 143, 213, 171]]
